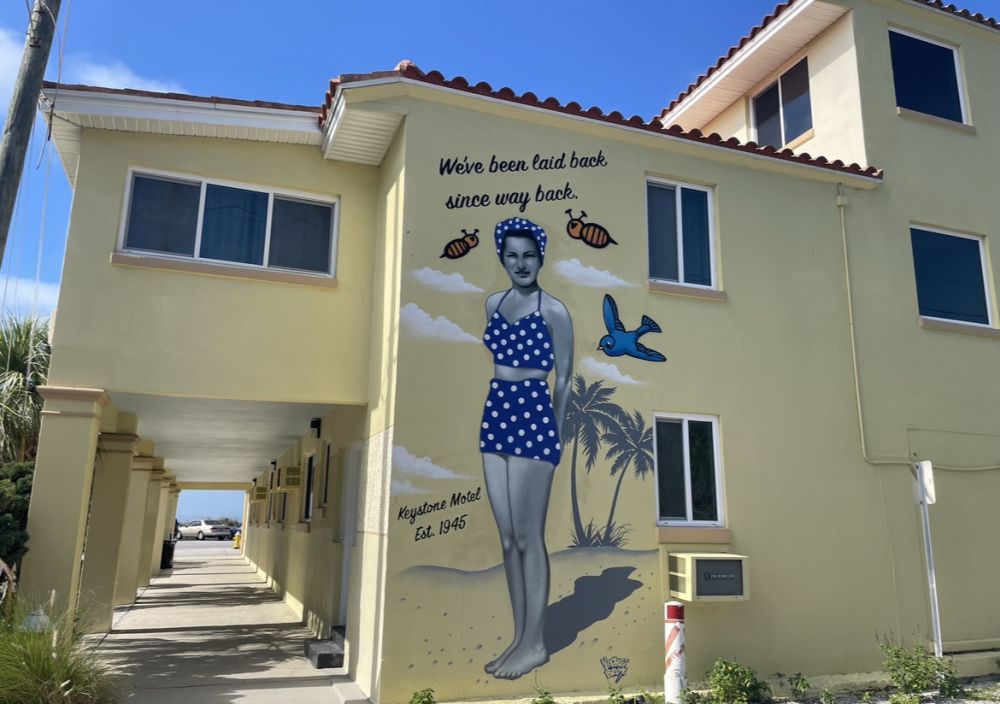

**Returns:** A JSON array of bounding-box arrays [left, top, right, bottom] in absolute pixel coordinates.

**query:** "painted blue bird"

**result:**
[[598, 294, 666, 362]]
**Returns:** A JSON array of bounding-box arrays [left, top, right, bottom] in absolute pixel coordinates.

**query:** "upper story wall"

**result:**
[[48, 130, 379, 404], [698, 5, 869, 167]]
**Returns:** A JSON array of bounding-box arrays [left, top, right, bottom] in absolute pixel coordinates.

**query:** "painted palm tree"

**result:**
[[0, 316, 49, 464], [563, 374, 624, 545], [600, 409, 654, 544]]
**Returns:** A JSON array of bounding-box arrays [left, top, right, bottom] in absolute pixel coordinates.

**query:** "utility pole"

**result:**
[[0, 0, 62, 270]]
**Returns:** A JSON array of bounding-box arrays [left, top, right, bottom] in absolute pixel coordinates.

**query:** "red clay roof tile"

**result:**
[[321, 61, 883, 180]]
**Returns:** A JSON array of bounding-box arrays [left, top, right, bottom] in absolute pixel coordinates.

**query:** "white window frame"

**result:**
[[118, 166, 340, 278], [888, 27, 968, 124], [751, 57, 812, 148], [653, 413, 725, 527], [910, 224, 992, 327], [645, 177, 717, 290]]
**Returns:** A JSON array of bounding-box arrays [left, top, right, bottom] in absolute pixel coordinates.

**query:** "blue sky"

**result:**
[[0, 0, 993, 318], [177, 490, 244, 523]]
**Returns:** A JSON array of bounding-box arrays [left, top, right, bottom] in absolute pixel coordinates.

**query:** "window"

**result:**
[[322, 442, 332, 506], [647, 180, 714, 287], [752, 58, 812, 147], [303, 454, 315, 521], [889, 30, 964, 123], [122, 171, 337, 275], [654, 415, 723, 525], [910, 226, 990, 325], [267, 471, 275, 523]]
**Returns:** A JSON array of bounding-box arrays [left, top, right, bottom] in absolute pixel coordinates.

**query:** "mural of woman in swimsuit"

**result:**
[[479, 217, 574, 680]]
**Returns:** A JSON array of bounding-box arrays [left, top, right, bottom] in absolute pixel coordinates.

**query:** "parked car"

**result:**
[[177, 519, 231, 541], [230, 522, 242, 537]]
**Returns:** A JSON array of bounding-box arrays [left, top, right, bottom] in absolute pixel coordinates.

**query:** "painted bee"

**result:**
[[565, 209, 617, 248], [440, 229, 480, 259]]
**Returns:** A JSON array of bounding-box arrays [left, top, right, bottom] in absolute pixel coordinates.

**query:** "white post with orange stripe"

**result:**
[[664, 601, 687, 703]]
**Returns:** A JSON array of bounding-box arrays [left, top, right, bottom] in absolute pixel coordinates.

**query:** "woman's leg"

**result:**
[[482, 452, 523, 672], [493, 456, 555, 680]]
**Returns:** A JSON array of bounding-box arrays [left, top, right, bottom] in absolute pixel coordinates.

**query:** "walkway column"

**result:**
[[145, 473, 173, 580], [114, 454, 159, 606], [166, 486, 180, 540], [136, 466, 165, 588], [20, 386, 108, 617], [77, 429, 138, 633]]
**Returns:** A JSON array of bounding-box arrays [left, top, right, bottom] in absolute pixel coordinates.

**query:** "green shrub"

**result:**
[[705, 659, 771, 704], [819, 689, 835, 704], [880, 642, 961, 697], [680, 688, 706, 704], [0, 463, 33, 568], [888, 694, 920, 704], [409, 688, 436, 704], [0, 600, 120, 704], [531, 681, 557, 704], [775, 672, 811, 699]]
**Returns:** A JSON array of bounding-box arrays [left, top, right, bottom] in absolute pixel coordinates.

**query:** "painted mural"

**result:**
[[384, 141, 668, 699]]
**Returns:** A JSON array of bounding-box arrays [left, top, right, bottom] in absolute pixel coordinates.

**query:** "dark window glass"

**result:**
[[689, 421, 718, 521], [647, 183, 678, 281], [269, 197, 333, 272], [304, 455, 315, 520], [753, 83, 782, 148], [656, 419, 686, 520], [781, 59, 812, 143], [125, 176, 199, 255], [910, 228, 988, 324], [200, 184, 268, 265], [323, 443, 332, 505], [681, 188, 712, 286], [753, 59, 812, 147], [889, 31, 963, 122], [281, 493, 288, 522]]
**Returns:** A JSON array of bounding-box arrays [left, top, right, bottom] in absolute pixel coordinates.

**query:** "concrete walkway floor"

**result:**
[[95, 541, 348, 703]]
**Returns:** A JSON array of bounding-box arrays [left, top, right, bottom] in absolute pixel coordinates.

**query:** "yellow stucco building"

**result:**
[[21, 0, 1000, 701]]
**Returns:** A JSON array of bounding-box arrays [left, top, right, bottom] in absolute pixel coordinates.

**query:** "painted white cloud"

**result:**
[[580, 357, 642, 386], [392, 446, 464, 481], [0, 277, 59, 319], [400, 302, 477, 344], [391, 478, 426, 495], [411, 267, 483, 294], [65, 56, 185, 93], [553, 258, 634, 288]]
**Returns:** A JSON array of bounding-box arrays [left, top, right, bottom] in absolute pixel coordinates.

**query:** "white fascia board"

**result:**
[[332, 76, 880, 186], [662, 0, 818, 125], [41, 88, 321, 136]]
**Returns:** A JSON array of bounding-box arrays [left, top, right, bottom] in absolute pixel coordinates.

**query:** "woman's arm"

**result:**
[[542, 293, 574, 440]]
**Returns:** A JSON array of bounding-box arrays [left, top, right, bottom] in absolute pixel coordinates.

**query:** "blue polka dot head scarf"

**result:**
[[494, 217, 547, 263]]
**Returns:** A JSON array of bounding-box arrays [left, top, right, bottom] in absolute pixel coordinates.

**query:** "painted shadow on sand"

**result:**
[[543, 565, 642, 656]]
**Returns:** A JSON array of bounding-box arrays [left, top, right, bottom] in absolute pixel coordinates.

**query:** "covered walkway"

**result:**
[[96, 541, 348, 703]]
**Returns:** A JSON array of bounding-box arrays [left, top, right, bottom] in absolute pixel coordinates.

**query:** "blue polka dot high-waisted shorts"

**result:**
[[480, 378, 562, 465]]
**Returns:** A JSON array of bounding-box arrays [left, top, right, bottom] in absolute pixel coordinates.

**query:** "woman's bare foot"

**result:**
[[493, 643, 549, 680], [484, 640, 519, 674]]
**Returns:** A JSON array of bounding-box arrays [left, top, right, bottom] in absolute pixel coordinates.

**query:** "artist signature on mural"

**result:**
[[601, 655, 630, 684]]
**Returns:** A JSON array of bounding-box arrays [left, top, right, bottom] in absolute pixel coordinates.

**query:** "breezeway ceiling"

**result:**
[[111, 393, 332, 483]]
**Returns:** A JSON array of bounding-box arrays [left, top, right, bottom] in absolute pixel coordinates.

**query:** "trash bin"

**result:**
[[160, 538, 177, 569]]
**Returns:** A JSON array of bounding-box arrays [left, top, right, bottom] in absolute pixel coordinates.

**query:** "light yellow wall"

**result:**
[[241, 127, 407, 701], [700, 8, 869, 166], [834, 0, 1000, 651], [48, 130, 378, 405], [369, 89, 900, 703]]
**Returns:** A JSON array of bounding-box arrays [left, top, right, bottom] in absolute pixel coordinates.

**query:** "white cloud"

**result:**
[[1, 28, 23, 120], [553, 258, 635, 288], [392, 446, 464, 481], [391, 478, 426, 495], [580, 357, 642, 386], [411, 267, 483, 293], [65, 56, 185, 93], [400, 302, 478, 344], [0, 277, 59, 319]]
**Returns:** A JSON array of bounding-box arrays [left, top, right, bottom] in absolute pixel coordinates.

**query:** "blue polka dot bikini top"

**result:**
[[484, 289, 555, 372]]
